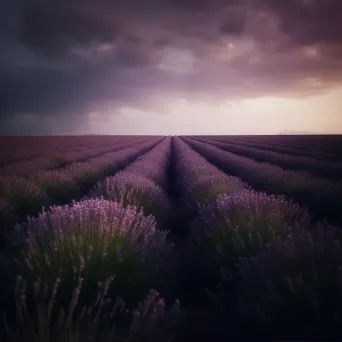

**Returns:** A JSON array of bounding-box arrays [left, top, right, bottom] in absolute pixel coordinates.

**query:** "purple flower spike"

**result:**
[[16, 198, 172, 301], [189, 190, 310, 272], [91, 171, 171, 226]]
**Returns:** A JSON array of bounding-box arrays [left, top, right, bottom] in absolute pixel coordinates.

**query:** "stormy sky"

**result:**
[[0, 0, 341, 135]]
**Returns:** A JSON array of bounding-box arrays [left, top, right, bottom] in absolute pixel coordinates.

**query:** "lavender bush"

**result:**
[[172, 137, 244, 219], [65, 162, 102, 192], [178, 166, 222, 188], [217, 223, 342, 340], [0, 175, 51, 219], [2, 275, 183, 342], [124, 138, 171, 189], [91, 172, 171, 226], [14, 198, 172, 307], [87, 155, 120, 177], [183, 175, 249, 216], [186, 191, 310, 292], [30, 170, 80, 204], [125, 160, 168, 189]]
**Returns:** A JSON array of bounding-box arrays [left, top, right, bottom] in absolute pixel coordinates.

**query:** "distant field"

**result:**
[[1, 135, 342, 341]]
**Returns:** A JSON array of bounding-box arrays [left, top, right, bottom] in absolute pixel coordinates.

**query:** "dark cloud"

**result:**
[[0, 67, 91, 121], [0, 0, 342, 133], [263, 0, 342, 46], [19, 0, 120, 59], [0, 0, 21, 34], [153, 38, 172, 48], [123, 35, 144, 45], [17, 0, 342, 60], [169, 0, 230, 13], [219, 10, 246, 35]]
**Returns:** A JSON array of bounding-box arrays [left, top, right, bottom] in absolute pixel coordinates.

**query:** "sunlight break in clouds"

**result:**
[[75, 86, 342, 136]]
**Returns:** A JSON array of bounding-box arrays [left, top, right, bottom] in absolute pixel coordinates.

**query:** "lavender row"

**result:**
[[0, 135, 158, 166], [172, 136, 249, 219], [251, 134, 342, 152], [172, 136, 309, 276], [90, 138, 172, 227], [199, 135, 342, 159], [1, 140, 181, 341], [125, 137, 172, 189], [204, 134, 342, 149], [193, 136, 342, 180], [0, 137, 153, 177], [175, 138, 342, 339], [183, 136, 342, 225], [171, 137, 319, 339], [2, 139, 180, 339], [3, 197, 182, 342], [2, 135, 342, 340], [0, 135, 116, 165], [205, 217, 342, 340], [197, 135, 342, 162], [0, 139, 162, 225]]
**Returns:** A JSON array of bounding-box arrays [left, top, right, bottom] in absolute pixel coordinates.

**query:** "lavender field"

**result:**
[[1, 134, 342, 341]]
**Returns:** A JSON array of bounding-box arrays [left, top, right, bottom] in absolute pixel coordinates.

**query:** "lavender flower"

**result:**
[[125, 160, 168, 188], [193, 137, 342, 180], [91, 171, 171, 226], [124, 138, 171, 188], [16, 198, 172, 304], [184, 174, 249, 215], [189, 191, 310, 275], [0, 175, 51, 218], [65, 162, 101, 191], [30, 169, 79, 204], [183, 137, 342, 225], [3, 276, 182, 342], [173, 137, 249, 219]]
